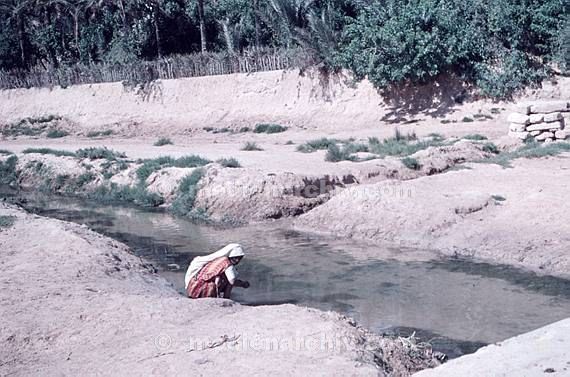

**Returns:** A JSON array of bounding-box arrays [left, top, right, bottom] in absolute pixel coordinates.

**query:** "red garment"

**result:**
[[187, 256, 232, 298]]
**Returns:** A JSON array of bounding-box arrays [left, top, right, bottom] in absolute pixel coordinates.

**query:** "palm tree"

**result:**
[[197, 0, 206, 52], [0, 0, 29, 66]]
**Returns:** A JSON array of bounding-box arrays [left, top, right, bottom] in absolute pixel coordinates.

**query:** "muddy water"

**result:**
[[13, 193, 570, 359]]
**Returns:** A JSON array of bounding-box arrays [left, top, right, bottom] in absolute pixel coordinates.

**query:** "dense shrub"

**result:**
[[337, 0, 566, 97]]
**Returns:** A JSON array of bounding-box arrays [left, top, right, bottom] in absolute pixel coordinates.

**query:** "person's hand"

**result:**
[[242, 281, 250, 289]]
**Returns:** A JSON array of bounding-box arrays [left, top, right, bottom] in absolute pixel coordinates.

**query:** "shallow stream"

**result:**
[[9, 192, 570, 359]]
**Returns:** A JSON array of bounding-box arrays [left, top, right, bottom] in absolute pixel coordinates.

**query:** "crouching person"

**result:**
[[185, 243, 250, 299]]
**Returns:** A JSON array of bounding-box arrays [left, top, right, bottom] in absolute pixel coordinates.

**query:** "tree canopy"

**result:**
[[0, 0, 567, 97]]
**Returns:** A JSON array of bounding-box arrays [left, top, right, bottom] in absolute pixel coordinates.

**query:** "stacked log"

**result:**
[[508, 100, 569, 142]]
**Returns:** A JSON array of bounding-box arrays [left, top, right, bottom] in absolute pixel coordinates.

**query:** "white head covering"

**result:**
[[185, 243, 244, 288]]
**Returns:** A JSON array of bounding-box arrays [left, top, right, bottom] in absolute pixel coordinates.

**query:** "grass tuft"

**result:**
[[463, 134, 488, 141], [462, 117, 474, 123], [137, 155, 211, 182], [86, 130, 113, 138], [482, 142, 500, 154], [0, 215, 16, 229], [88, 183, 164, 207], [22, 148, 76, 157], [296, 138, 338, 153], [402, 157, 421, 170], [479, 141, 570, 168], [76, 147, 126, 160], [46, 129, 69, 138], [0, 155, 19, 186], [254, 123, 287, 134], [241, 142, 263, 151], [171, 169, 205, 217], [216, 157, 241, 168], [154, 137, 173, 146], [325, 144, 355, 162]]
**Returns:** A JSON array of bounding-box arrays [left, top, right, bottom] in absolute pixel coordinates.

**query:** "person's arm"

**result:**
[[234, 279, 250, 288], [225, 266, 249, 288]]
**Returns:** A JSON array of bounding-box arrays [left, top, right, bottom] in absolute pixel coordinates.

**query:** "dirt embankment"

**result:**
[[0, 203, 440, 376], [0, 69, 567, 137], [0, 139, 494, 223], [295, 154, 570, 278]]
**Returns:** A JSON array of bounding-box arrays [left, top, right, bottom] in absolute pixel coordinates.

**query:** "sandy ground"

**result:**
[[0, 203, 440, 376], [296, 154, 570, 279], [413, 318, 570, 377]]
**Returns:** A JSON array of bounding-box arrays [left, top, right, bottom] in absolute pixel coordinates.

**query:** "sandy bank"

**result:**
[[296, 153, 570, 278], [0, 203, 440, 376], [413, 318, 570, 377], [1, 69, 568, 137]]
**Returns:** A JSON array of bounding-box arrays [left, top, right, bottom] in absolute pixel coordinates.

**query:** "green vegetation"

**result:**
[[0, 215, 16, 229], [338, 0, 564, 98], [462, 117, 474, 123], [42, 172, 96, 194], [492, 195, 507, 202], [401, 157, 421, 170], [136, 155, 211, 182], [254, 123, 287, 134], [171, 169, 205, 217], [216, 158, 241, 168], [88, 183, 164, 207], [25, 115, 61, 124], [285, 140, 294, 145], [241, 142, 263, 151], [463, 134, 488, 141], [479, 141, 570, 168], [46, 129, 69, 138], [76, 148, 126, 160], [473, 113, 494, 121], [325, 144, 355, 162], [0, 149, 13, 155], [367, 131, 441, 157], [0, 155, 18, 186], [297, 138, 339, 153], [22, 148, 76, 157], [154, 137, 173, 146], [0, 1, 565, 97], [213, 127, 231, 134], [239, 127, 251, 133], [428, 133, 444, 142], [86, 130, 113, 138], [482, 143, 500, 154]]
